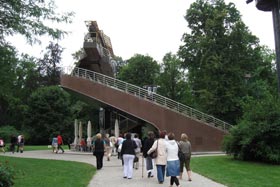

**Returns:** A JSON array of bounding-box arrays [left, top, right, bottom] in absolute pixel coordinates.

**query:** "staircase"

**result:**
[[63, 67, 232, 132]]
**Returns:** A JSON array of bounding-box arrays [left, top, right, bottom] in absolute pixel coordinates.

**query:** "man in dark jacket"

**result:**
[[143, 131, 155, 178]]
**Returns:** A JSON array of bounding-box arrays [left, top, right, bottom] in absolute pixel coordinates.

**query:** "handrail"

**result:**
[[62, 67, 232, 132]]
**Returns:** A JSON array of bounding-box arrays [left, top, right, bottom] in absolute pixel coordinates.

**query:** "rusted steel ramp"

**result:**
[[61, 67, 231, 152]]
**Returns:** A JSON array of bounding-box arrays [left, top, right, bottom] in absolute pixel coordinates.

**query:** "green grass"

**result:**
[[4, 144, 69, 151], [0, 156, 96, 187], [24, 145, 69, 151], [191, 155, 280, 187]]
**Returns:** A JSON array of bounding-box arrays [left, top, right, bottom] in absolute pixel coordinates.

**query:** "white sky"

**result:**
[[10, 0, 275, 67]]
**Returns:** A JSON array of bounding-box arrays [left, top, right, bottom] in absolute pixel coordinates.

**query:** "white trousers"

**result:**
[[123, 154, 135, 178]]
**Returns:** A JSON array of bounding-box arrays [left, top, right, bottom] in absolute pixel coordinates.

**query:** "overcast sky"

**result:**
[[11, 0, 275, 67]]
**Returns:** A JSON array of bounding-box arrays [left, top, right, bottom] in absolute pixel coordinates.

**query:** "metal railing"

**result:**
[[63, 67, 232, 132]]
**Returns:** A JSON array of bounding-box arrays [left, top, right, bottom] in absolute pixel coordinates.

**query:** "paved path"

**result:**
[[1, 150, 227, 187]]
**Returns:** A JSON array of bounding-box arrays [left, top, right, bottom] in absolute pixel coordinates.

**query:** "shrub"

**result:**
[[0, 126, 19, 144], [0, 161, 15, 187], [223, 94, 280, 164]]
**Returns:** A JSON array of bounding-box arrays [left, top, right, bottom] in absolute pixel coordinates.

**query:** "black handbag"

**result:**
[[134, 156, 139, 162], [149, 139, 158, 158], [177, 142, 185, 161]]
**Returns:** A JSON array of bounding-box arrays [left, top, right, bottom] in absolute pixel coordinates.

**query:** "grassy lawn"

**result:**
[[24, 145, 69, 151], [0, 156, 95, 187], [3, 144, 69, 152], [191, 155, 280, 187]]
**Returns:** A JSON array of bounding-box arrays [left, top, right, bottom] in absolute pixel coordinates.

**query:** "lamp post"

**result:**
[[247, 0, 280, 93], [99, 107, 104, 133]]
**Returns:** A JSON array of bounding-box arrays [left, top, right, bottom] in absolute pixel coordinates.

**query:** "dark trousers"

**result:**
[[17, 143, 20, 152], [10, 144, 16, 153], [146, 156, 153, 170], [95, 152, 104, 169], [170, 176, 179, 186], [57, 144, 64, 152]]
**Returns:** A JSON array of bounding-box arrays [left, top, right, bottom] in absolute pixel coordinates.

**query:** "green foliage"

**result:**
[[0, 126, 19, 144], [0, 45, 18, 96], [178, 0, 275, 124], [223, 92, 280, 164], [117, 54, 160, 87], [25, 86, 73, 144], [13, 55, 40, 101], [37, 42, 63, 86], [156, 53, 194, 105], [0, 0, 73, 44], [0, 161, 15, 187]]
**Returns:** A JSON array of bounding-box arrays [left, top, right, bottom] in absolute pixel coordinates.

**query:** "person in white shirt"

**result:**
[[17, 135, 22, 152], [165, 132, 181, 187]]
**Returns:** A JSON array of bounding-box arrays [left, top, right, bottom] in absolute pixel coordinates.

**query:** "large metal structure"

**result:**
[[247, 0, 280, 93], [77, 21, 116, 77]]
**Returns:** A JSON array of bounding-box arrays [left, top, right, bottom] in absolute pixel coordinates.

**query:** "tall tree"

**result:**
[[178, 0, 275, 124], [38, 42, 63, 86], [0, 0, 73, 129], [0, 44, 19, 126], [157, 53, 189, 102], [117, 54, 160, 87], [25, 86, 72, 144], [0, 0, 73, 45]]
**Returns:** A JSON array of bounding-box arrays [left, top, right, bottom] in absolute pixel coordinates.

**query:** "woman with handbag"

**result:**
[[147, 131, 167, 184], [178, 133, 192, 181]]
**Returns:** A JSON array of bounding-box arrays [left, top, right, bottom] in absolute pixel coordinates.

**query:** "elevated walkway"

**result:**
[[60, 67, 231, 151]]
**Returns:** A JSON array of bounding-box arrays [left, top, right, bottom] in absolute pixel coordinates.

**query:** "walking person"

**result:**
[[121, 133, 137, 179], [143, 131, 155, 178], [105, 134, 112, 161], [133, 133, 142, 169], [10, 135, 17, 154], [147, 131, 167, 184], [52, 137, 58, 153], [19, 135, 25, 153], [109, 135, 117, 156], [166, 132, 181, 187], [178, 133, 192, 181], [16, 135, 22, 152], [57, 134, 64, 153], [116, 134, 124, 159], [0, 137, 5, 153], [92, 133, 105, 170]]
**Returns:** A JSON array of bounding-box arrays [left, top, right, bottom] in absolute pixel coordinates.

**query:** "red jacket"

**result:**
[[57, 135, 63, 145]]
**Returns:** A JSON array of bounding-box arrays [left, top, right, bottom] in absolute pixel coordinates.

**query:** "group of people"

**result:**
[[91, 130, 192, 187], [11, 134, 25, 153], [0, 135, 25, 154], [51, 134, 64, 153], [145, 131, 192, 187]]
